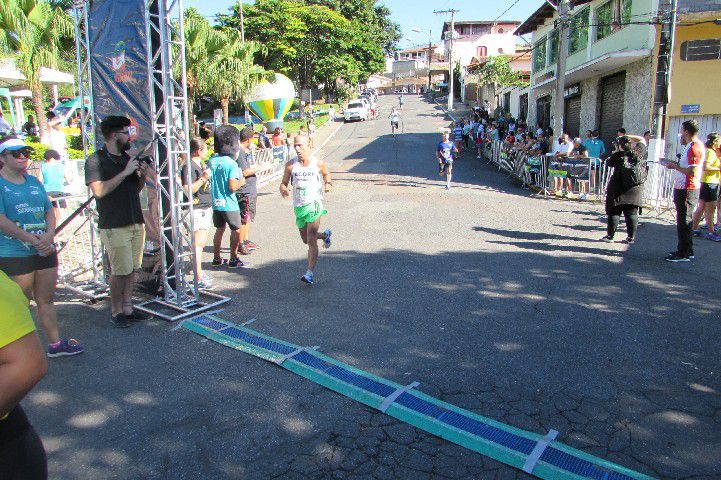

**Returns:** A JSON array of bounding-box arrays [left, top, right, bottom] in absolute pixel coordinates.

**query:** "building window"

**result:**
[[477, 46, 487, 58], [533, 36, 547, 72], [548, 29, 559, 65], [498, 27, 505, 34], [681, 39, 721, 61], [569, 8, 589, 54], [596, 0, 632, 41]]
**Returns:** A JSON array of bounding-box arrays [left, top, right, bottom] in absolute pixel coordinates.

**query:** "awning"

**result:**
[[533, 49, 651, 91], [0, 59, 74, 88]]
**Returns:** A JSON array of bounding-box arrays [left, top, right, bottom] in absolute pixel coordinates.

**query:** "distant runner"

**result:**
[[437, 130, 459, 190], [389, 107, 402, 135], [279, 134, 332, 286], [398, 93, 405, 110]]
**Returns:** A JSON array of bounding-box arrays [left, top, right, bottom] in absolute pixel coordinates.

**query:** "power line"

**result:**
[[491, 0, 522, 24]]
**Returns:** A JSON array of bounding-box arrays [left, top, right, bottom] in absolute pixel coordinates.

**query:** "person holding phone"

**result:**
[[85, 116, 153, 327], [663, 120, 705, 262]]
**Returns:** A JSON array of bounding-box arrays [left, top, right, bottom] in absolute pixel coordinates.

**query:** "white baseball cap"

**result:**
[[0, 138, 30, 154]]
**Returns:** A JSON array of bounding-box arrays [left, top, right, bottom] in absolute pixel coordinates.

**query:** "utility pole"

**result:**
[[552, 0, 571, 141], [434, 9, 459, 111], [648, 0, 678, 163], [427, 29, 433, 91]]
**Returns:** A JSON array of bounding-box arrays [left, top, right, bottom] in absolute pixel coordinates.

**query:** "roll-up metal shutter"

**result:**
[[599, 72, 626, 148], [564, 96, 582, 139]]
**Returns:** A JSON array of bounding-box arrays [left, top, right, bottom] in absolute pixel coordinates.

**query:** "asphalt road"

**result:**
[[26, 94, 721, 479]]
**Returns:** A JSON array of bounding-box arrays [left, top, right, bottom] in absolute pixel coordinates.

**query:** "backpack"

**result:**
[[619, 153, 647, 190]]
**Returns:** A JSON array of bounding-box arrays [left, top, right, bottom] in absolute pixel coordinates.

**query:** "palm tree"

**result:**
[[183, 8, 227, 124], [205, 31, 265, 124], [0, 0, 73, 142]]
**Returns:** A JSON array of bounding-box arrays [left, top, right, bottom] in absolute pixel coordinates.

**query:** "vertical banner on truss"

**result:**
[[87, 0, 153, 150], [87, 0, 162, 286]]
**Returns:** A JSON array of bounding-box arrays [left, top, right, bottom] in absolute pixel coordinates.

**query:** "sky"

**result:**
[[184, 0, 543, 48]]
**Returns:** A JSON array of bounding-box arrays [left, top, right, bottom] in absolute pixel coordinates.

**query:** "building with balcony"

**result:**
[[516, 0, 657, 146], [440, 20, 521, 68]]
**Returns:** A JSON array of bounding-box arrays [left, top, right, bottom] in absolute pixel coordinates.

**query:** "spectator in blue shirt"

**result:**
[[583, 130, 606, 159]]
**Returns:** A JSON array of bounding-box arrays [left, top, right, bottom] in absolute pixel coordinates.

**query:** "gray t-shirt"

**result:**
[[236, 150, 257, 196]]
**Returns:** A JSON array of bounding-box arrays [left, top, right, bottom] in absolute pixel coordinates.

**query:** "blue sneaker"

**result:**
[[323, 229, 332, 249], [47, 338, 84, 358], [707, 232, 721, 242], [692, 229, 704, 237], [301, 271, 314, 285], [228, 258, 248, 269]]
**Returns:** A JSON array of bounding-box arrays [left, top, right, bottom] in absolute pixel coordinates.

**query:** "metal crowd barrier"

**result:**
[[641, 161, 677, 216], [485, 141, 609, 201], [52, 193, 108, 302], [251, 145, 292, 190]]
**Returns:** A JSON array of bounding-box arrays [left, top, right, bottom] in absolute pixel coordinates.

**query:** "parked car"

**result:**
[[344, 100, 369, 122]]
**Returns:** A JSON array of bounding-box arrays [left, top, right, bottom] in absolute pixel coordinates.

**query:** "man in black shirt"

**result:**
[[85, 116, 152, 328], [21, 115, 38, 137], [236, 127, 270, 255]]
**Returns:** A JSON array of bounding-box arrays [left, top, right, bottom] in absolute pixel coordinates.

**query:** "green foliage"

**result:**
[[218, 0, 397, 96], [24, 140, 87, 161], [478, 56, 528, 89], [0, 0, 74, 136]]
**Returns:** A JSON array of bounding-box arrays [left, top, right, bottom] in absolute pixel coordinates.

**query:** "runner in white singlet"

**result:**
[[280, 134, 332, 285]]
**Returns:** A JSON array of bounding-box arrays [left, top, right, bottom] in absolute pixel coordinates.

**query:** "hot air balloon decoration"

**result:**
[[246, 73, 296, 131]]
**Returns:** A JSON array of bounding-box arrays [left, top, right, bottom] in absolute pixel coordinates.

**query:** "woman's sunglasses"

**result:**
[[7, 148, 34, 158]]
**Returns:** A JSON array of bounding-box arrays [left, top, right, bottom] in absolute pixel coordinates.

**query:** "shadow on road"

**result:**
[[31, 240, 721, 479]]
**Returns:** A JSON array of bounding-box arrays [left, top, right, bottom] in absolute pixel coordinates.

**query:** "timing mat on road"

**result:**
[[182, 315, 656, 480]]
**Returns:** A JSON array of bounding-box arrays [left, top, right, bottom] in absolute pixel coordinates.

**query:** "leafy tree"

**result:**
[[205, 32, 265, 123], [183, 8, 229, 118], [0, 0, 73, 141], [476, 56, 528, 89], [218, 0, 396, 98]]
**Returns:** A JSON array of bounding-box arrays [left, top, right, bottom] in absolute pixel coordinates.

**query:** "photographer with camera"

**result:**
[[85, 116, 153, 328], [602, 135, 647, 244]]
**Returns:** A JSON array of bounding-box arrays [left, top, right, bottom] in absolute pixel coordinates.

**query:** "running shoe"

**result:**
[[228, 257, 248, 269], [111, 313, 132, 328], [47, 338, 85, 358], [668, 251, 695, 259], [438, 164, 444, 175], [601, 235, 614, 242], [700, 223, 709, 230], [622, 237, 635, 244], [198, 274, 213, 289], [476, 155, 481, 159], [244, 240, 260, 250], [665, 253, 691, 262], [692, 229, 704, 237], [211, 257, 227, 267], [301, 271, 314, 285], [707, 232, 721, 242], [579, 193, 588, 200], [238, 244, 253, 255], [323, 229, 332, 249]]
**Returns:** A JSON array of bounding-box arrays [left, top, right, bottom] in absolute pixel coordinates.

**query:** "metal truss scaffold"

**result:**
[[138, 0, 229, 321], [70, 0, 108, 301]]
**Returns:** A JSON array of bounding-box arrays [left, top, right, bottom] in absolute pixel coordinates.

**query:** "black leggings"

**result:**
[[607, 205, 639, 239], [0, 407, 47, 480]]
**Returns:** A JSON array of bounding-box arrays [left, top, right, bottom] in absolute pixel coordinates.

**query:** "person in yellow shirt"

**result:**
[[692, 133, 721, 241], [0, 270, 48, 479]]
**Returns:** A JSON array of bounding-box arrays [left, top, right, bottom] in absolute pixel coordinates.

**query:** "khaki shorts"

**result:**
[[100, 224, 145, 276]]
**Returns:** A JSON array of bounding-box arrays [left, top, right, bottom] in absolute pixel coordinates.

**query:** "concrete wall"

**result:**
[[526, 57, 652, 137], [666, 20, 721, 116]]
